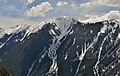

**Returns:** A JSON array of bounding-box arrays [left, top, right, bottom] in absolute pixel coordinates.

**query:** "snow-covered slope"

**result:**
[[0, 16, 77, 39], [81, 11, 120, 23]]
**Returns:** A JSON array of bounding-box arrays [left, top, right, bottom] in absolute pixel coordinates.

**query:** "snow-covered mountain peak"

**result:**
[[0, 16, 119, 40], [0, 16, 78, 39], [19, 16, 78, 38], [0, 27, 5, 38], [0, 26, 5, 32], [82, 10, 120, 23], [55, 16, 78, 21], [0, 25, 29, 39]]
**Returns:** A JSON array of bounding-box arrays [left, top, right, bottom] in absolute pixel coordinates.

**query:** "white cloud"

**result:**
[[80, 0, 120, 8], [25, 2, 53, 17], [27, 0, 35, 4], [103, 0, 120, 6], [70, 3, 78, 9], [21, 0, 35, 4], [80, 2, 94, 8], [56, 1, 68, 7], [56, 2, 79, 9], [82, 10, 120, 23]]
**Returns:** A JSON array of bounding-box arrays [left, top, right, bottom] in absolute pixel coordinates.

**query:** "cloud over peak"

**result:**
[[25, 2, 53, 17], [82, 10, 120, 23]]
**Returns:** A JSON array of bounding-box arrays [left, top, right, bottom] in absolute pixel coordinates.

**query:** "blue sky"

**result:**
[[0, 0, 120, 26]]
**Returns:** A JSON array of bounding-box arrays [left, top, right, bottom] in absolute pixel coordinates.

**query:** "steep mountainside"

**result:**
[[0, 17, 120, 76]]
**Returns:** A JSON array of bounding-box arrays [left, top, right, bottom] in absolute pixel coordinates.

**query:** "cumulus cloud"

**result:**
[[27, 0, 35, 4], [70, 3, 78, 9], [80, 2, 94, 8], [25, 2, 53, 17], [56, 2, 79, 9], [56, 1, 68, 7], [82, 10, 120, 23], [80, 0, 120, 8]]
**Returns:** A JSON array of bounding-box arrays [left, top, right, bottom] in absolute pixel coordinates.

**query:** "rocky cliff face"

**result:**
[[0, 17, 120, 76]]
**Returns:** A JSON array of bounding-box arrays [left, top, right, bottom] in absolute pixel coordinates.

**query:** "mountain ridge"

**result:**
[[0, 16, 120, 76], [0, 16, 119, 39]]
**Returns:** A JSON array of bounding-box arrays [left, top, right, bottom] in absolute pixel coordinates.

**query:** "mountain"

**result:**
[[0, 16, 120, 76], [82, 10, 120, 23]]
